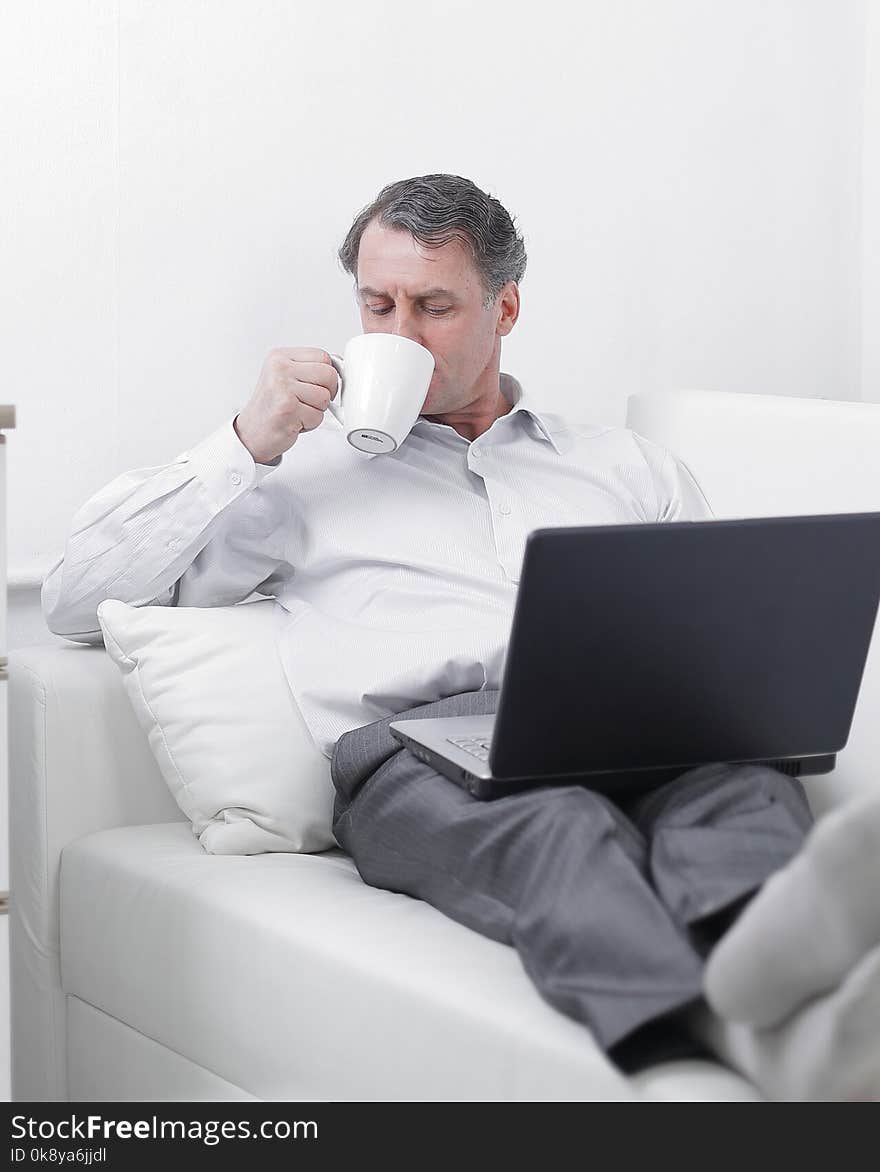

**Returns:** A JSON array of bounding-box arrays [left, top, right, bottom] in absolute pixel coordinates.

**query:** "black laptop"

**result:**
[[389, 513, 880, 799]]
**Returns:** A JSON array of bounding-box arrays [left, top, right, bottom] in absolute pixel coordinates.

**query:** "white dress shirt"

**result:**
[[42, 374, 714, 756]]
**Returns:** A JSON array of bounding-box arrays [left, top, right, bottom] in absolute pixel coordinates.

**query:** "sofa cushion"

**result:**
[[58, 822, 758, 1102], [96, 598, 335, 855]]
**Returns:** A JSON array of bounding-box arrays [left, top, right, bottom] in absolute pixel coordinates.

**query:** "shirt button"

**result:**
[[230, 472, 242, 487], [167, 538, 181, 551], [471, 447, 481, 459], [498, 503, 512, 516]]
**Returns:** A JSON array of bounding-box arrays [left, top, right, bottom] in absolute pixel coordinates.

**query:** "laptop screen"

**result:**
[[489, 513, 880, 779]]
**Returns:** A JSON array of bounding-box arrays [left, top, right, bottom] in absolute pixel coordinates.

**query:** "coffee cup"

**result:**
[[327, 334, 435, 454]]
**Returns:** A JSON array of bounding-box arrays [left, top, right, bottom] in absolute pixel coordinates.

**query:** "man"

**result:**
[[43, 174, 878, 1099]]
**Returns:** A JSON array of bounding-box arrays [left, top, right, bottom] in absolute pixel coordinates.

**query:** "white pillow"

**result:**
[[96, 598, 337, 855]]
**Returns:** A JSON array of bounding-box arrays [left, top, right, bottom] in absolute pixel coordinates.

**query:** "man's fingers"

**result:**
[[273, 346, 332, 364], [286, 360, 338, 394], [295, 380, 333, 411], [297, 402, 326, 432]]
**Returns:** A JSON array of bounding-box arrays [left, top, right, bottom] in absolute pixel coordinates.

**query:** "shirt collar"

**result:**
[[495, 373, 571, 456]]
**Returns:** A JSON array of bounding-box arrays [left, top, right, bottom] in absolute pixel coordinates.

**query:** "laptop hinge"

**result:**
[[756, 753, 836, 777]]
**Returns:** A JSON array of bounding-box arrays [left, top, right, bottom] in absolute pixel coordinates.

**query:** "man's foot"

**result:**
[[704, 792, 880, 1027], [693, 791, 880, 1099], [692, 945, 880, 1100]]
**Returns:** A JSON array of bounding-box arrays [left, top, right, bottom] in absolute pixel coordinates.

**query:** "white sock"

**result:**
[[704, 791, 880, 1027], [692, 944, 880, 1100]]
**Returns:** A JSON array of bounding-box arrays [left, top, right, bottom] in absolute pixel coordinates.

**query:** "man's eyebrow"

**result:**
[[357, 286, 458, 300]]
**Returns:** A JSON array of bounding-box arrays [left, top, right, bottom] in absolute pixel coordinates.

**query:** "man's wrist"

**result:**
[[233, 414, 278, 466]]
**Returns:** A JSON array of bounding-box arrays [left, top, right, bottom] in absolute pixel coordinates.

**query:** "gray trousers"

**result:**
[[331, 690, 813, 1066]]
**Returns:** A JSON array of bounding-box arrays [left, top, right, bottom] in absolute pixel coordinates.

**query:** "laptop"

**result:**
[[389, 513, 880, 799]]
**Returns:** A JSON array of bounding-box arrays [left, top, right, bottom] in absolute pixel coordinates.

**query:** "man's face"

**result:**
[[355, 219, 516, 416]]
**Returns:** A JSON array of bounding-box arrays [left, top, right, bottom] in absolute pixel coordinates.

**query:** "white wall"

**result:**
[[1, 0, 869, 647], [863, 0, 880, 402]]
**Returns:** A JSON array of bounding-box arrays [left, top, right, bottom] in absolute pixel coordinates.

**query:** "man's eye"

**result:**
[[367, 305, 450, 316]]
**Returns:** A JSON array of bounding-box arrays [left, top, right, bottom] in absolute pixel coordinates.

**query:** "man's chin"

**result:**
[[419, 373, 448, 415], [419, 392, 444, 417]]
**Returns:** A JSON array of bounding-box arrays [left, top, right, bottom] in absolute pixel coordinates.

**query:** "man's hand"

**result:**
[[234, 347, 339, 465]]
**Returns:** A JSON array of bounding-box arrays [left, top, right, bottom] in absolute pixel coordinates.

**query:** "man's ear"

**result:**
[[496, 281, 520, 337]]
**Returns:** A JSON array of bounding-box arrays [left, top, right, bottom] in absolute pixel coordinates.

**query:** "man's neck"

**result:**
[[422, 382, 512, 442]]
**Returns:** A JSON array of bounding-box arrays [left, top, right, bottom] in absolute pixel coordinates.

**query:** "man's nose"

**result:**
[[390, 309, 422, 344]]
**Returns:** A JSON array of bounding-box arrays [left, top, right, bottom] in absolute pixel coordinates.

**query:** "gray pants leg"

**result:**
[[331, 691, 813, 1056]]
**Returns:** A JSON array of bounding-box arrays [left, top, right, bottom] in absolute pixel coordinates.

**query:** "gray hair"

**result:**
[[338, 174, 527, 306]]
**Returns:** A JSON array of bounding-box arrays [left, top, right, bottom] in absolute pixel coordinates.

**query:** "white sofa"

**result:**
[[10, 388, 880, 1102]]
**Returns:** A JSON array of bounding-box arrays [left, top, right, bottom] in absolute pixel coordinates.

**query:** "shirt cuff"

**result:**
[[178, 419, 280, 510]]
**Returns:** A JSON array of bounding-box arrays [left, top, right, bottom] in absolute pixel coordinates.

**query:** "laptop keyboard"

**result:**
[[447, 735, 492, 762]]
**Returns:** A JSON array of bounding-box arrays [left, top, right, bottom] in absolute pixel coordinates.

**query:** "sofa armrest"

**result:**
[[9, 642, 183, 1100]]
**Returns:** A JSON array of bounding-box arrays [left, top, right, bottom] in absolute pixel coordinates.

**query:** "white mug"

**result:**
[[328, 334, 435, 454]]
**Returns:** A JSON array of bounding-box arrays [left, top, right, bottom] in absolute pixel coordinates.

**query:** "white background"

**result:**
[[2, 0, 878, 652]]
